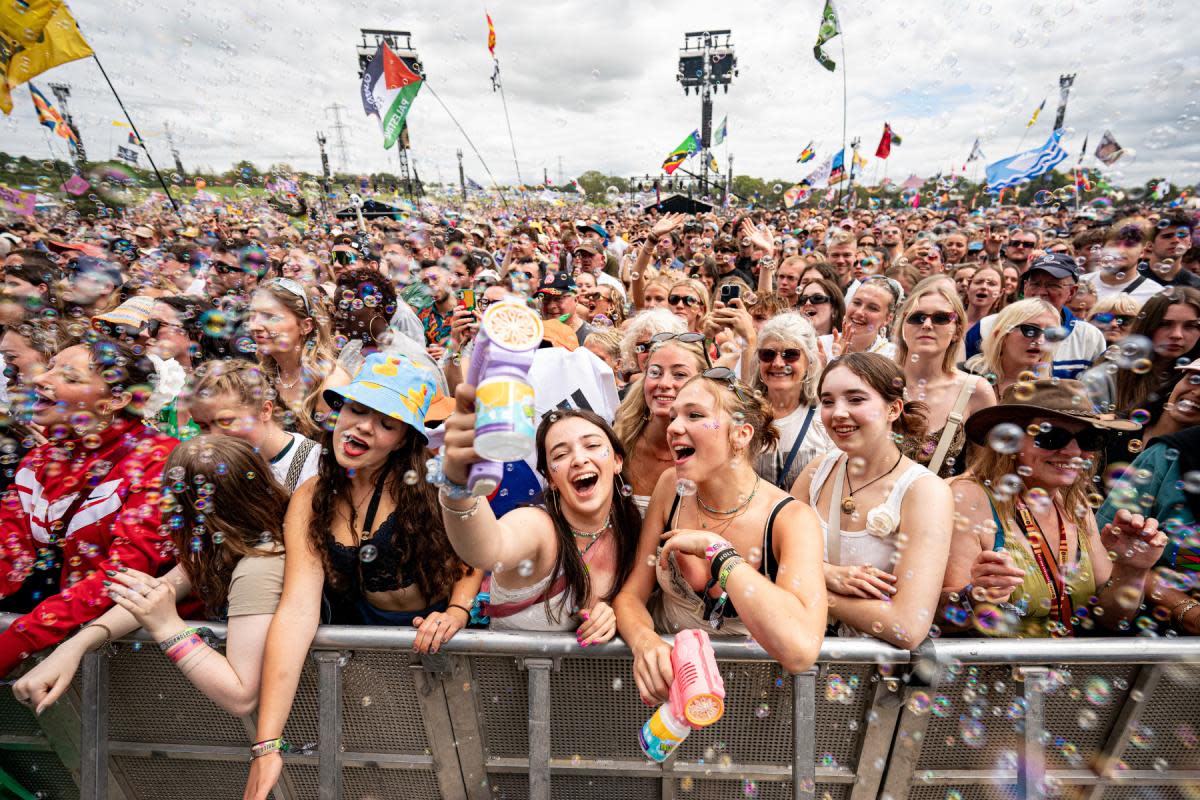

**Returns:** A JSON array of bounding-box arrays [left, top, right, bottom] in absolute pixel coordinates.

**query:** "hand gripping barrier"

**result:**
[[3, 613, 1200, 800]]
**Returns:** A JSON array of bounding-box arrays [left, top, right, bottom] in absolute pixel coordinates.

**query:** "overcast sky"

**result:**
[[2, 0, 1197, 189]]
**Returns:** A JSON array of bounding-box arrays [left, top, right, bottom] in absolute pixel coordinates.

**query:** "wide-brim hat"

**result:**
[[964, 378, 1139, 446], [92, 296, 156, 330], [323, 352, 439, 442]]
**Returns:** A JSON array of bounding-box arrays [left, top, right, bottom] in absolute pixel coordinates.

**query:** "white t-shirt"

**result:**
[[755, 404, 834, 490], [268, 432, 321, 493], [1080, 270, 1164, 303]]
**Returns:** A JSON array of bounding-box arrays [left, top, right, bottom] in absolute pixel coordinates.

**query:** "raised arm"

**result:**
[[826, 474, 955, 648], [244, 479, 326, 800]]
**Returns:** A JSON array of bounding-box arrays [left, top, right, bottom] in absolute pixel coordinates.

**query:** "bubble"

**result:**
[[1077, 708, 1099, 729], [1012, 382, 1035, 401], [755, 702, 770, 719], [359, 544, 377, 563], [987, 423, 1024, 454], [1182, 472, 1200, 494], [1127, 439, 1144, 455], [612, 677, 623, 691], [908, 691, 931, 715], [1114, 335, 1154, 369], [675, 479, 697, 496], [403, 469, 419, 485], [517, 559, 535, 577], [1084, 676, 1111, 706], [619, 483, 633, 497], [847, 456, 867, 477], [959, 715, 985, 748], [772, 183, 783, 193], [1044, 326, 1070, 343]]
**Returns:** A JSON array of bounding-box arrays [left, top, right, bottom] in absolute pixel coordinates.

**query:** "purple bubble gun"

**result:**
[[464, 300, 544, 496]]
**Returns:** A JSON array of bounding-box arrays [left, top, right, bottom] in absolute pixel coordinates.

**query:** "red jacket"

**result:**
[[0, 419, 178, 675]]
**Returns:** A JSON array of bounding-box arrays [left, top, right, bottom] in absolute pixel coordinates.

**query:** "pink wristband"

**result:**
[[165, 633, 205, 664], [705, 540, 735, 562]]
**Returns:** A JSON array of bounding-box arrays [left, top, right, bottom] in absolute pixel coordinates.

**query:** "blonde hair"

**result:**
[[1087, 292, 1142, 321], [253, 280, 338, 438], [613, 339, 707, 455], [959, 446, 1094, 541], [666, 277, 712, 322], [685, 373, 780, 457], [189, 359, 277, 417], [620, 308, 685, 372], [894, 276, 968, 375], [980, 298, 1059, 379], [583, 328, 622, 363], [753, 312, 820, 406]]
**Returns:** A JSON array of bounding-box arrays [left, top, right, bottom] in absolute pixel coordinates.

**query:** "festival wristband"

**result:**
[[718, 557, 746, 592], [709, 547, 741, 583], [158, 627, 200, 651], [165, 633, 206, 664], [251, 738, 290, 759], [705, 540, 734, 563]]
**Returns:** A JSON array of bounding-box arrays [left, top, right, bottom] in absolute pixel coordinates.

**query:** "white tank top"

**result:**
[[807, 450, 935, 573]]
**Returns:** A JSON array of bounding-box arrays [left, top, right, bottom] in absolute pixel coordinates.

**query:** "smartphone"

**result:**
[[458, 288, 477, 311], [720, 283, 741, 304]]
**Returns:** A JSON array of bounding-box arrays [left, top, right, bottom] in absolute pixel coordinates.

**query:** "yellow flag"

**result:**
[[1, 1, 93, 115], [111, 119, 130, 127], [852, 150, 869, 170]]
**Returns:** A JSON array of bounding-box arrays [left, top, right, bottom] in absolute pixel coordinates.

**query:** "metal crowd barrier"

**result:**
[[2, 613, 1200, 800]]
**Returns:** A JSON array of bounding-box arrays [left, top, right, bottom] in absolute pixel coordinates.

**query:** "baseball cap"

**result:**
[[1023, 252, 1080, 282], [536, 271, 575, 297], [573, 242, 602, 257]]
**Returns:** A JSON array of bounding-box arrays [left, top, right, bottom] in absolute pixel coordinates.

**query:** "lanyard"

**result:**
[[775, 408, 816, 489], [1012, 496, 1074, 635]]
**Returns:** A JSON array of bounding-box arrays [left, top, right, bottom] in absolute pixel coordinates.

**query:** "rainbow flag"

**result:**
[[797, 141, 815, 163], [662, 130, 700, 175], [29, 84, 77, 147]]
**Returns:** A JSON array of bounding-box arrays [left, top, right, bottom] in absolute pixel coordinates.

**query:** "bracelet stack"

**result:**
[[437, 491, 481, 520], [251, 737, 290, 759], [1171, 599, 1200, 626], [161, 628, 207, 664], [425, 455, 473, 500]]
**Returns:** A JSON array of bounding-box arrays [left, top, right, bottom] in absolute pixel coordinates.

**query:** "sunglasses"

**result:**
[[668, 294, 701, 307], [905, 311, 958, 327], [144, 319, 186, 338], [1007, 241, 1036, 249], [1032, 424, 1105, 452], [702, 366, 749, 402], [757, 348, 804, 364], [1091, 313, 1133, 327], [799, 294, 831, 307], [1015, 323, 1046, 340]]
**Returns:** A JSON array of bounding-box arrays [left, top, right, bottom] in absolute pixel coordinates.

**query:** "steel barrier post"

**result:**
[[1017, 666, 1049, 800], [79, 650, 109, 800], [792, 669, 817, 800], [312, 651, 348, 800], [521, 657, 556, 800]]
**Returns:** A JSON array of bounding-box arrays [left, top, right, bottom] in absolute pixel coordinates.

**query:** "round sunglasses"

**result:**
[[757, 348, 804, 364]]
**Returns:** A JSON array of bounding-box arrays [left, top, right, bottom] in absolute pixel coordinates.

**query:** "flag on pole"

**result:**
[[784, 184, 811, 208], [797, 141, 815, 163], [1, 1, 94, 115], [360, 43, 425, 149], [984, 128, 1068, 194], [713, 116, 727, 146], [709, 154, 719, 173], [813, 0, 840, 73], [29, 84, 78, 147], [1077, 133, 1089, 165], [1026, 98, 1046, 128], [127, 131, 144, 147], [1094, 130, 1124, 166], [875, 123, 894, 159], [852, 150, 869, 172], [661, 130, 700, 175], [486, 12, 496, 56], [802, 154, 834, 189], [116, 145, 139, 165], [829, 149, 846, 184], [966, 138, 985, 163]]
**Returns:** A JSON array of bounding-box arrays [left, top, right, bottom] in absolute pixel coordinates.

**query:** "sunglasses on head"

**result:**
[[1032, 424, 1105, 452], [668, 294, 700, 307], [650, 331, 706, 347], [757, 348, 804, 364], [905, 311, 958, 327], [702, 366, 749, 402], [1015, 323, 1045, 340], [799, 293, 831, 307]]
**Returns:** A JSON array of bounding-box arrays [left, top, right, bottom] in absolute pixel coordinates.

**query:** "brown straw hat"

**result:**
[[964, 378, 1139, 446]]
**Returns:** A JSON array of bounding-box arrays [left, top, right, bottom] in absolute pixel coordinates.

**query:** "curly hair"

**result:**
[[163, 436, 288, 617], [307, 426, 467, 604]]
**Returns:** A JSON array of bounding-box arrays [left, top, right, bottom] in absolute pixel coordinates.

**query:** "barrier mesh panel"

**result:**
[[282, 763, 320, 800], [489, 773, 657, 800], [341, 764, 441, 798], [113, 756, 251, 799], [106, 644, 247, 745], [913, 664, 1135, 771], [0, 750, 77, 800], [0, 682, 46, 736], [675, 661, 797, 766], [282, 655, 321, 746], [1118, 662, 1200, 771], [1103, 788, 1196, 800], [684, 779, 850, 800], [473, 655, 530, 759], [339, 650, 429, 753], [909, 786, 1018, 800]]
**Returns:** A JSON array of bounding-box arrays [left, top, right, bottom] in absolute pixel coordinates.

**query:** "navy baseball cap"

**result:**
[[1023, 252, 1080, 282]]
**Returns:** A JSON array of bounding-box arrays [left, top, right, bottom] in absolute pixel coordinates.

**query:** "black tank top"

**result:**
[[328, 472, 416, 594]]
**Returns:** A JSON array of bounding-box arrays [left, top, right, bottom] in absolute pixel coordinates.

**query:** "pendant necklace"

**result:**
[[842, 452, 903, 514]]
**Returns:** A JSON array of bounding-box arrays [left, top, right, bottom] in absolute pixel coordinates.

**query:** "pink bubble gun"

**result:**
[[464, 300, 544, 496], [638, 629, 725, 762]]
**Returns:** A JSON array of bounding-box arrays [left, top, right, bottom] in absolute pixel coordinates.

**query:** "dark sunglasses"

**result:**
[[213, 261, 244, 275], [1091, 313, 1133, 327], [144, 319, 185, 338], [799, 294, 831, 307], [757, 348, 804, 364], [1033, 424, 1105, 453], [334, 250, 358, 266], [668, 294, 701, 307], [905, 311, 958, 327], [1007, 240, 1036, 249], [1015, 323, 1045, 340]]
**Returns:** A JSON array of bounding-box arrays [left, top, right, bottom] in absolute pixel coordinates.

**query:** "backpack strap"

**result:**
[[285, 438, 317, 492]]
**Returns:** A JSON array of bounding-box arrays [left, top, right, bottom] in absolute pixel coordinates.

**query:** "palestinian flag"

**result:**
[[662, 130, 700, 175], [361, 43, 424, 149]]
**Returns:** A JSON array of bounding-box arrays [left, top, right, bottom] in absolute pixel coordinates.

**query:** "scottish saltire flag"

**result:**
[[662, 130, 700, 174], [29, 85, 77, 147], [797, 141, 815, 163], [985, 129, 1068, 194], [713, 116, 727, 146], [361, 43, 424, 149]]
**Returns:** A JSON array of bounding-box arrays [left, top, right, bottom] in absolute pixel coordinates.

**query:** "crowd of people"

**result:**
[[0, 189, 1196, 795]]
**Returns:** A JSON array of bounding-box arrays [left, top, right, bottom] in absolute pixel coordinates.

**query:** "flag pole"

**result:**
[[495, 67, 524, 187], [422, 82, 510, 212], [91, 54, 183, 222], [837, 10, 848, 208]]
